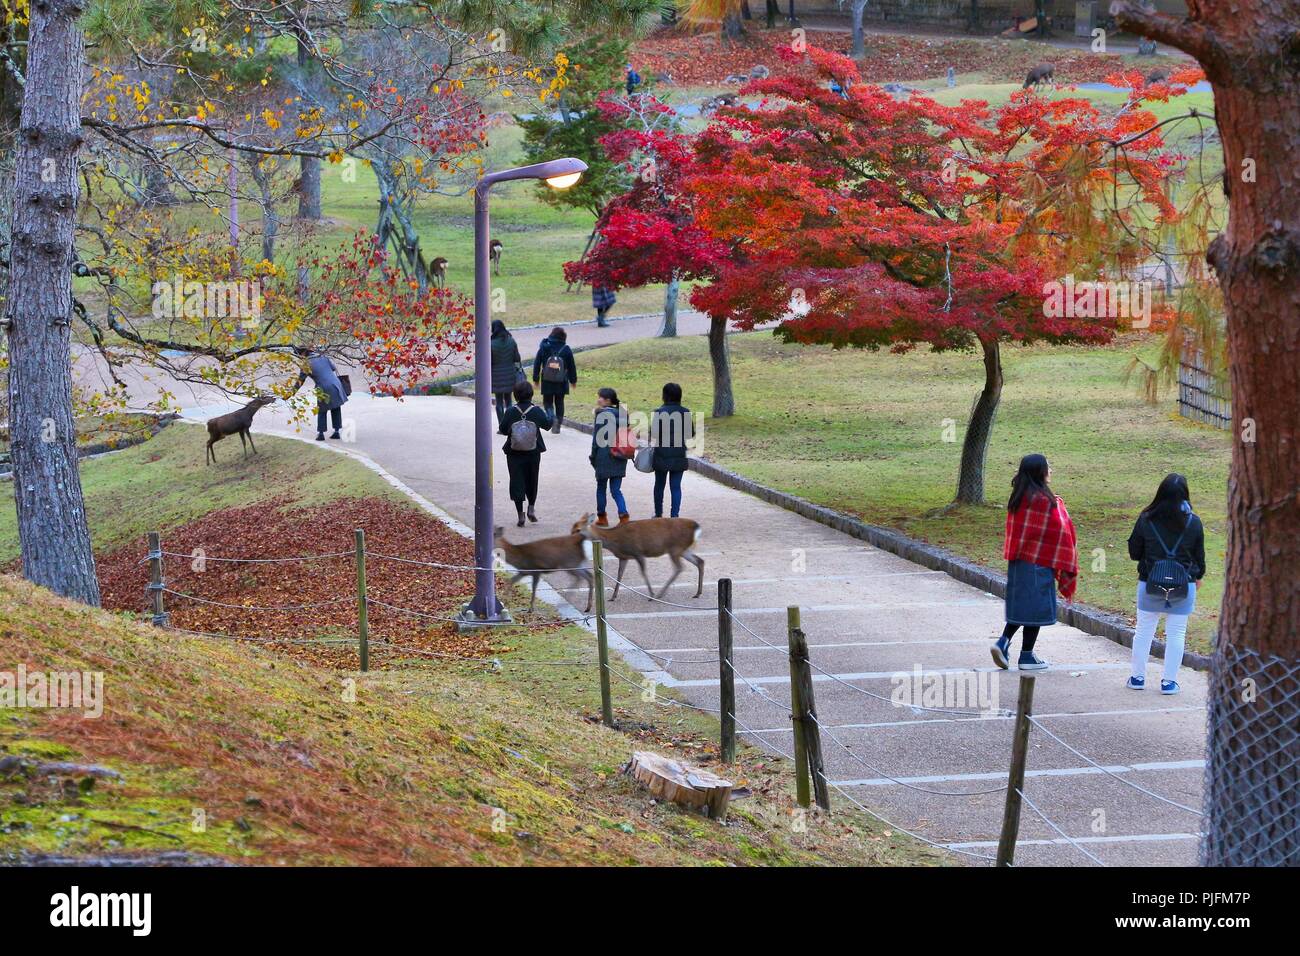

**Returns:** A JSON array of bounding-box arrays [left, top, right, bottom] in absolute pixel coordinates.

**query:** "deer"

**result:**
[[571, 514, 704, 601], [430, 257, 448, 289], [1144, 69, 1170, 86], [205, 396, 275, 465], [1023, 63, 1055, 89], [489, 239, 502, 276], [494, 527, 593, 614]]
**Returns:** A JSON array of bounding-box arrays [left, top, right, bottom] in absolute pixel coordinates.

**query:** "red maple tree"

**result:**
[[683, 46, 1193, 502]]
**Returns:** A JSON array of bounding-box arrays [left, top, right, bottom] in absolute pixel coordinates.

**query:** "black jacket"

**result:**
[[533, 336, 577, 396], [1128, 511, 1206, 582], [498, 402, 552, 456], [490, 332, 522, 394], [651, 403, 692, 472], [590, 406, 628, 480]]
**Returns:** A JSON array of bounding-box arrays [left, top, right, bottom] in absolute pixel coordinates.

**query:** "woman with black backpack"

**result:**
[[1127, 473, 1206, 695], [532, 327, 577, 433], [498, 381, 553, 527]]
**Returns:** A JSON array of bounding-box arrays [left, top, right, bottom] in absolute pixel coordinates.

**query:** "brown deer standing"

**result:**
[[205, 396, 275, 465], [489, 239, 502, 276], [1023, 63, 1055, 88], [430, 257, 448, 288], [494, 527, 593, 613], [572, 514, 704, 600]]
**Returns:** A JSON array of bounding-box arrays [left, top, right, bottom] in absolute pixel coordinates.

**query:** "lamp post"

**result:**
[[461, 158, 587, 626]]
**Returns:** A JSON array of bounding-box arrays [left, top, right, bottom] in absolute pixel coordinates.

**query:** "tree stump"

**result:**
[[626, 751, 733, 820]]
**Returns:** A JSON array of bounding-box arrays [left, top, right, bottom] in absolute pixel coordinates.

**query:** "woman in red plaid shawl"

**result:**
[[991, 453, 1078, 672]]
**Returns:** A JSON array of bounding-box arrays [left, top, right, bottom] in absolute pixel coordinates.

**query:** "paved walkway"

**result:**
[[209, 389, 1210, 867]]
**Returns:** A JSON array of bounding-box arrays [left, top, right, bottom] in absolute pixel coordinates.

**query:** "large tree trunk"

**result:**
[[3, 0, 101, 605], [722, 12, 744, 42], [295, 26, 322, 221], [707, 315, 735, 418], [1119, 0, 1300, 866], [660, 274, 679, 338], [954, 337, 1002, 505], [851, 1, 867, 57]]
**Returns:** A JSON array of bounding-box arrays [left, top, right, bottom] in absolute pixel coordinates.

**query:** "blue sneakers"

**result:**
[[1161, 680, 1179, 695], [990, 636, 1011, 670], [1018, 652, 1049, 671], [1126, 676, 1146, 690]]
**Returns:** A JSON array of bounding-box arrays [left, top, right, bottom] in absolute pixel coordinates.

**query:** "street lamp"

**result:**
[[461, 157, 587, 626]]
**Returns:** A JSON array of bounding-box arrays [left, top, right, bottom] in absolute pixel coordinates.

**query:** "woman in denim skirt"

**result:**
[[992, 454, 1079, 672]]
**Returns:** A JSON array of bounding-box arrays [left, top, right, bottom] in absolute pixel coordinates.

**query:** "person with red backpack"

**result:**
[[589, 387, 633, 526], [991, 453, 1079, 672], [532, 327, 577, 433]]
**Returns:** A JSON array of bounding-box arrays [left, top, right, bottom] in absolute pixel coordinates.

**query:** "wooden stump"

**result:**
[[626, 751, 734, 820]]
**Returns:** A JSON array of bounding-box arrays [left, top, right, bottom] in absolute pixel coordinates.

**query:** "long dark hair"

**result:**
[[1141, 473, 1191, 529], [491, 319, 507, 338], [1007, 453, 1055, 512]]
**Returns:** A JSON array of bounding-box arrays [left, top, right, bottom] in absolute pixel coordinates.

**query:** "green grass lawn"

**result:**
[[569, 332, 1229, 654]]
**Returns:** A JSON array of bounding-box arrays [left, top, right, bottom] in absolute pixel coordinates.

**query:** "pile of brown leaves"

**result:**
[[97, 497, 518, 668], [631, 25, 1160, 88]]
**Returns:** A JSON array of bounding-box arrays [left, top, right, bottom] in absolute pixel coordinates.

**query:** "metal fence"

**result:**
[[1178, 347, 1232, 430]]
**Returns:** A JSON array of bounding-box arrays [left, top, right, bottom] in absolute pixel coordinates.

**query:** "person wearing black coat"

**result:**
[[490, 320, 523, 426], [498, 381, 553, 526], [650, 382, 692, 518], [532, 326, 577, 434], [589, 388, 629, 525], [1126, 473, 1206, 695]]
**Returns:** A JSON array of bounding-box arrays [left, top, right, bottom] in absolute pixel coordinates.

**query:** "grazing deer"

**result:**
[[206, 396, 275, 465], [489, 239, 502, 276], [571, 514, 704, 601], [494, 527, 593, 613], [430, 257, 448, 289], [1144, 69, 1170, 86], [1023, 63, 1055, 89]]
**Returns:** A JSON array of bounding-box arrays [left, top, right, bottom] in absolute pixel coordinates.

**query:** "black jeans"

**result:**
[[494, 391, 511, 426], [316, 404, 341, 435], [543, 393, 565, 426], [506, 454, 540, 509], [653, 469, 683, 517]]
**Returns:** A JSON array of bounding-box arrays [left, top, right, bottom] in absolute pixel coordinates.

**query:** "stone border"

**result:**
[[0, 414, 179, 481], [450, 381, 1211, 673]]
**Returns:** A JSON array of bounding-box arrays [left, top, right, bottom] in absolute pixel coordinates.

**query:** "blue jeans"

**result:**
[[596, 476, 627, 516], [653, 469, 683, 517]]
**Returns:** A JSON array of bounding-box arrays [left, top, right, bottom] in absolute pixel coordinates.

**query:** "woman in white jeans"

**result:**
[[1126, 474, 1206, 695]]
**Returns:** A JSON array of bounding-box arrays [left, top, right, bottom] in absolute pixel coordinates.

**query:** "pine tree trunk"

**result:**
[[852, 1, 867, 57], [954, 337, 1002, 505], [722, 12, 744, 42], [708, 315, 735, 418], [4, 0, 101, 606], [660, 275, 679, 338], [295, 26, 322, 221], [1119, 0, 1300, 865]]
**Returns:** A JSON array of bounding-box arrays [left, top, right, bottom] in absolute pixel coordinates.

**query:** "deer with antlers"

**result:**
[[571, 514, 704, 601]]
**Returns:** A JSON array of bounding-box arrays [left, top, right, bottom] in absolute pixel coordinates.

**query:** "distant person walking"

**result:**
[[1127, 474, 1205, 695], [490, 319, 523, 426], [533, 326, 577, 433], [625, 63, 642, 96], [498, 382, 552, 527], [589, 387, 630, 526], [651, 382, 692, 518], [307, 352, 349, 441], [991, 453, 1078, 672], [592, 285, 616, 328]]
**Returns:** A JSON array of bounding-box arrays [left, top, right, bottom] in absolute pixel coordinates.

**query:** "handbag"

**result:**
[[633, 444, 655, 473], [514, 362, 526, 387], [339, 374, 353, 397]]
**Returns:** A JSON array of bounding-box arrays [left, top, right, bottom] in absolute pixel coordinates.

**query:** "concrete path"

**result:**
[[216, 389, 1208, 867]]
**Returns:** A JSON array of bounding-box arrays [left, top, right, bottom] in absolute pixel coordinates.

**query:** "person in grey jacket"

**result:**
[[589, 387, 629, 526], [308, 352, 348, 440], [651, 382, 692, 518], [490, 320, 523, 426]]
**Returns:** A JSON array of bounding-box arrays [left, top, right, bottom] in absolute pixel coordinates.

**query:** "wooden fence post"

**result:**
[[147, 531, 167, 626], [996, 674, 1037, 866], [718, 577, 736, 764], [787, 606, 811, 808], [789, 615, 830, 812], [592, 539, 615, 728], [355, 528, 369, 673]]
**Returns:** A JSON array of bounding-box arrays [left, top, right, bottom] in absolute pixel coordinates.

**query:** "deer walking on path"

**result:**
[[205, 396, 274, 465], [494, 527, 593, 613], [572, 514, 704, 601]]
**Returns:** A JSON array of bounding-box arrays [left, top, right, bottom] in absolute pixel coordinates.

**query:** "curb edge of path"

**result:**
[[452, 382, 1211, 673]]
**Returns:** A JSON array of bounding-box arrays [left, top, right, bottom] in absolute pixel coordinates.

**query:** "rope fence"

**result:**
[[140, 526, 1212, 869]]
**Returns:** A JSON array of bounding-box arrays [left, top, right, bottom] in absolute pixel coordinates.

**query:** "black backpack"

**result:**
[[1144, 516, 1195, 608], [541, 350, 567, 384]]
